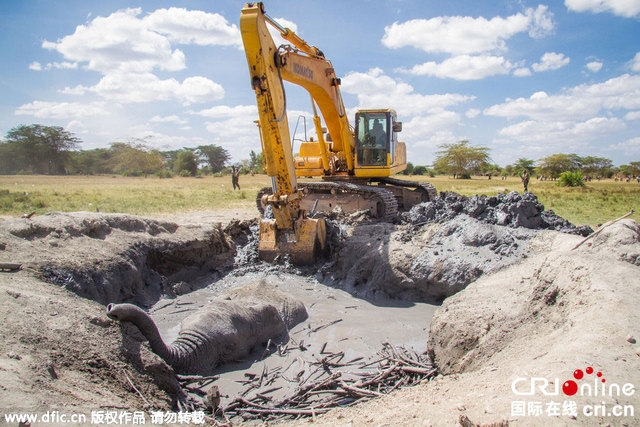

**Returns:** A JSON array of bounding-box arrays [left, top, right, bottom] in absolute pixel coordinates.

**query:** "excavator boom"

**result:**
[[240, 2, 326, 264]]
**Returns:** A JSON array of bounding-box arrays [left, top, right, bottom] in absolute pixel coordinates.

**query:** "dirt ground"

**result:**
[[0, 206, 638, 426]]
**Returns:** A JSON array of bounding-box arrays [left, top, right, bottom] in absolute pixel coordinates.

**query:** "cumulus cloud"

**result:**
[[466, 108, 482, 118], [513, 67, 533, 77], [381, 5, 554, 55], [586, 61, 603, 72], [341, 68, 474, 117], [565, 0, 640, 17], [532, 52, 570, 72], [485, 74, 640, 121], [630, 52, 640, 71], [29, 61, 43, 71], [39, 7, 232, 105], [191, 105, 258, 118], [42, 8, 186, 74], [15, 101, 107, 119], [625, 110, 640, 120], [144, 7, 242, 48], [607, 136, 640, 155], [149, 115, 187, 124], [400, 55, 514, 80]]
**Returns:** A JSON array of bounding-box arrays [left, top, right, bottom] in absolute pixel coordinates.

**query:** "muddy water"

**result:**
[[150, 272, 438, 405]]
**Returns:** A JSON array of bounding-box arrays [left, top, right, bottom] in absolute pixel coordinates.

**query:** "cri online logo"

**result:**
[[512, 366, 635, 397]]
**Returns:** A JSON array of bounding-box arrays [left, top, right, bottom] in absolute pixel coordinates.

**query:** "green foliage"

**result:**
[[1, 124, 80, 174], [109, 142, 164, 176], [197, 145, 230, 173], [249, 150, 264, 173], [413, 165, 429, 175], [537, 153, 581, 178], [402, 162, 414, 175], [620, 162, 640, 177], [155, 169, 174, 179], [558, 171, 585, 187], [511, 158, 535, 176], [173, 150, 198, 176], [433, 140, 490, 178]]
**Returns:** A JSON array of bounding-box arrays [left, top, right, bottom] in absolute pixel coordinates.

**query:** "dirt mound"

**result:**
[[403, 191, 593, 236], [0, 212, 236, 306], [313, 220, 640, 426], [321, 216, 539, 301]]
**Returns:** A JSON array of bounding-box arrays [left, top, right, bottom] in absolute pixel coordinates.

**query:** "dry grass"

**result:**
[[1, 174, 638, 227]]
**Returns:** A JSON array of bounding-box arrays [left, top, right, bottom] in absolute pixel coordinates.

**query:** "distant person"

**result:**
[[231, 166, 240, 190], [521, 170, 530, 192]]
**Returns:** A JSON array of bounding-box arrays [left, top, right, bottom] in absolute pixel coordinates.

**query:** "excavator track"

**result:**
[[372, 176, 438, 207], [257, 181, 399, 221]]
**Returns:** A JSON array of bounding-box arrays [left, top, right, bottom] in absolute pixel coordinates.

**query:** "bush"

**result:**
[[558, 171, 585, 187], [179, 169, 192, 177], [155, 169, 174, 179]]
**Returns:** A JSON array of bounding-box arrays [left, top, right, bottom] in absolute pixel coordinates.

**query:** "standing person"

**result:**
[[520, 169, 530, 193], [231, 166, 241, 190]]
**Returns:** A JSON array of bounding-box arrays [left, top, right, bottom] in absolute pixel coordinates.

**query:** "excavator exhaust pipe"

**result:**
[[258, 217, 327, 265]]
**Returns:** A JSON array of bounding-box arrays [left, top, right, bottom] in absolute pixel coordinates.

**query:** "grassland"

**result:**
[[1, 174, 638, 227]]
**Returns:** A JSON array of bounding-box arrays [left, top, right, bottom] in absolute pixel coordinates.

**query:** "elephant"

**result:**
[[107, 280, 307, 374]]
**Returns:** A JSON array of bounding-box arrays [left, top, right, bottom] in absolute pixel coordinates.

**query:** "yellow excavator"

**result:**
[[240, 2, 436, 264]]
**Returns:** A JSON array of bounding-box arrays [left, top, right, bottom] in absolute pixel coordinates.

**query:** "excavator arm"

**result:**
[[240, 2, 326, 264]]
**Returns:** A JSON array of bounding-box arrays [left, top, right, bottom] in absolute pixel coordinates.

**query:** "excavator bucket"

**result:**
[[258, 217, 327, 265]]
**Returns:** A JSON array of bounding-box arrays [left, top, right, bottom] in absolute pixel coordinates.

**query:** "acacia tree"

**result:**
[[433, 140, 490, 179], [537, 153, 581, 178], [511, 158, 535, 176], [1, 124, 80, 174], [197, 145, 229, 173]]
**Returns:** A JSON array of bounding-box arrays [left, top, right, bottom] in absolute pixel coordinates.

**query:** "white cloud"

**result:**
[[29, 61, 42, 71], [381, 5, 554, 55], [625, 110, 640, 120], [497, 116, 625, 143], [608, 136, 640, 155], [532, 52, 570, 72], [630, 52, 640, 71], [149, 115, 187, 124], [39, 7, 230, 106], [466, 108, 481, 118], [191, 105, 257, 118], [341, 68, 474, 117], [42, 8, 186, 74], [88, 73, 224, 105], [144, 7, 242, 48], [15, 101, 107, 119], [565, 0, 640, 17], [513, 67, 533, 77], [586, 61, 603, 72], [400, 55, 514, 80], [485, 74, 640, 121]]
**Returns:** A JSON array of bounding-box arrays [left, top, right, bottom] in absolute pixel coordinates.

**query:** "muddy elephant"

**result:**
[[107, 280, 307, 374]]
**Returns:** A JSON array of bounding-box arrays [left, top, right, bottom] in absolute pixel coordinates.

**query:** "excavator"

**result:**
[[240, 2, 437, 264]]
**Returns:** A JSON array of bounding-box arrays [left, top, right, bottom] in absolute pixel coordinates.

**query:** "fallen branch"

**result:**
[[572, 209, 634, 250], [123, 370, 151, 407]]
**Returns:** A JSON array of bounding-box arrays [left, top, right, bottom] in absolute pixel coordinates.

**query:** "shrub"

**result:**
[[558, 171, 585, 187], [155, 169, 174, 179], [179, 169, 192, 177]]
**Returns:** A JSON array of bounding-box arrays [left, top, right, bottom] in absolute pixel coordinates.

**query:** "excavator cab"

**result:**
[[355, 109, 402, 168]]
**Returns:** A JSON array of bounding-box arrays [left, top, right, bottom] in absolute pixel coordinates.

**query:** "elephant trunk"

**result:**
[[106, 303, 185, 367]]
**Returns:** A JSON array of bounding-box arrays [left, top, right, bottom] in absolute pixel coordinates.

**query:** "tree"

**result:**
[[580, 156, 613, 177], [173, 150, 198, 176], [249, 150, 264, 173], [197, 145, 229, 173], [1, 124, 80, 174], [511, 158, 535, 176], [433, 140, 490, 179], [620, 162, 640, 177], [537, 153, 581, 178], [108, 142, 164, 176], [402, 162, 414, 175]]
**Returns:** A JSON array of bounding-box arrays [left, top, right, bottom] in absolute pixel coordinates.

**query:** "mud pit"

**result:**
[[1, 191, 638, 426]]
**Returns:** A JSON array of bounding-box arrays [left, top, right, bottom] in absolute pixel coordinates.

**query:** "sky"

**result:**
[[1, 0, 639, 167]]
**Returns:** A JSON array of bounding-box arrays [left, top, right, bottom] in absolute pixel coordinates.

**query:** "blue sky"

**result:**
[[1, 0, 639, 167]]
